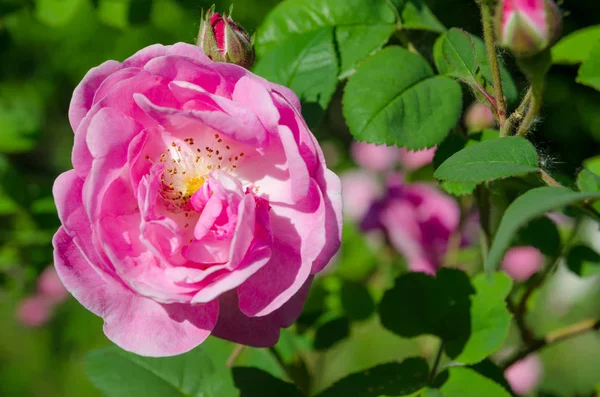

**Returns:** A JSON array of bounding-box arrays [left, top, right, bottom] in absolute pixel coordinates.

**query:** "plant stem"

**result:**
[[501, 87, 533, 137], [226, 344, 246, 368], [268, 346, 311, 394], [429, 341, 445, 384], [539, 169, 561, 187], [502, 318, 600, 369], [516, 88, 542, 137], [479, 1, 507, 127]]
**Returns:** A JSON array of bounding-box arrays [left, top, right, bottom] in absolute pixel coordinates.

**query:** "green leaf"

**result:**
[[422, 388, 445, 397], [440, 181, 477, 196], [343, 46, 462, 150], [434, 137, 539, 183], [434, 28, 517, 102], [379, 269, 473, 350], [85, 344, 236, 397], [315, 358, 429, 397], [313, 317, 351, 350], [0, 83, 44, 153], [577, 169, 600, 193], [35, 0, 81, 27], [341, 280, 376, 321], [516, 217, 561, 257], [254, 28, 338, 127], [450, 273, 512, 364], [233, 367, 303, 397], [577, 41, 600, 91], [256, 0, 396, 77], [440, 367, 511, 397], [566, 245, 600, 278], [486, 187, 600, 274], [552, 26, 600, 65], [391, 0, 445, 33]]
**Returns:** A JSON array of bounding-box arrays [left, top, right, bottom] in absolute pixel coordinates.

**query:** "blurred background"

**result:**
[[0, 0, 599, 396]]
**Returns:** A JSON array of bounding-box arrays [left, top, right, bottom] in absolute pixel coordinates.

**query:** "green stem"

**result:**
[[501, 87, 533, 137], [479, 1, 507, 126], [428, 341, 445, 385], [516, 85, 543, 137], [226, 344, 246, 368]]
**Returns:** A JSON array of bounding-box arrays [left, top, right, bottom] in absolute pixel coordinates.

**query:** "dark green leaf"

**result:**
[[0, 83, 44, 153], [552, 25, 600, 65], [315, 358, 429, 397], [470, 360, 514, 394], [486, 187, 600, 274], [85, 344, 236, 397], [448, 273, 512, 364], [254, 28, 338, 127], [343, 46, 462, 150], [379, 269, 473, 350], [341, 280, 376, 321], [391, 0, 446, 33], [439, 367, 511, 397], [256, 0, 396, 76], [516, 217, 561, 257], [313, 317, 351, 350], [434, 28, 517, 102], [434, 137, 539, 183], [567, 245, 600, 277], [233, 367, 302, 397]]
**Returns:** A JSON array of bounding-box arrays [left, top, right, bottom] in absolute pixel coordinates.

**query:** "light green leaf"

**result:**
[[434, 28, 517, 102], [85, 344, 237, 397], [391, 0, 446, 33], [451, 273, 512, 365], [577, 41, 600, 91], [434, 137, 539, 183], [254, 28, 338, 127], [441, 181, 477, 196], [315, 358, 429, 397], [343, 46, 462, 150], [486, 187, 600, 274], [577, 169, 600, 193], [422, 388, 445, 397], [440, 367, 511, 397], [256, 0, 396, 77], [552, 25, 600, 65], [35, 0, 82, 27]]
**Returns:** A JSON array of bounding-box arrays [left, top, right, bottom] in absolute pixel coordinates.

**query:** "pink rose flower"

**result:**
[[37, 266, 69, 304], [502, 246, 544, 282], [351, 142, 399, 172], [16, 295, 55, 327], [361, 175, 460, 274], [340, 170, 382, 222], [504, 354, 543, 395], [397, 147, 436, 171], [53, 43, 342, 357], [464, 102, 496, 132]]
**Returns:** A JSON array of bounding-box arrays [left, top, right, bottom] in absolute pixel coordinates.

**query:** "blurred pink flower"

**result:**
[[340, 170, 382, 222], [53, 43, 342, 356], [37, 266, 68, 303], [397, 147, 436, 171], [504, 354, 543, 395], [464, 103, 496, 132], [502, 246, 544, 282], [351, 142, 399, 172], [16, 295, 54, 328], [361, 174, 460, 273]]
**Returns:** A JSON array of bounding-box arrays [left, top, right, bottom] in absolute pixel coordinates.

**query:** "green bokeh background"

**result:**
[[1, 0, 599, 396]]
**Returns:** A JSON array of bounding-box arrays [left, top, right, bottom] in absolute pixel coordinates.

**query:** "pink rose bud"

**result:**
[[55, 43, 341, 357], [464, 103, 496, 132], [197, 6, 255, 69], [37, 266, 68, 304], [397, 147, 436, 171], [496, 0, 562, 58], [16, 295, 54, 327], [351, 142, 399, 172], [504, 354, 543, 395], [502, 246, 544, 281]]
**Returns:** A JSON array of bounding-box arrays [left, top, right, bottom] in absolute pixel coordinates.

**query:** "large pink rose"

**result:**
[[52, 43, 342, 357]]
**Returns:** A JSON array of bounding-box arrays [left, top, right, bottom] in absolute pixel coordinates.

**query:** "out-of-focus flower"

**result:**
[[496, 0, 562, 58], [397, 147, 436, 171], [197, 7, 255, 68], [53, 43, 342, 357], [502, 246, 544, 281], [464, 103, 496, 132], [361, 174, 460, 274], [37, 266, 68, 304], [16, 295, 54, 328], [340, 170, 382, 222], [504, 354, 543, 395], [351, 142, 399, 172]]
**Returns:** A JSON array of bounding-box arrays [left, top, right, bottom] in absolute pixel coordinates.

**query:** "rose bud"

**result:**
[[496, 0, 562, 58], [504, 354, 543, 395], [351, 142, 399, 172], [464, 102, 496, 132], [37, 266, 69, 304], [16, 295, 55, 328], [197, 7, 255, 69], [54, 43, 341, 357], [397, 147, 436, 171], [502, 246, 544, 282]]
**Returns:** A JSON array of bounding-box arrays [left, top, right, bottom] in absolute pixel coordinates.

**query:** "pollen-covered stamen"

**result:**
[[149, 133, 247, 210]]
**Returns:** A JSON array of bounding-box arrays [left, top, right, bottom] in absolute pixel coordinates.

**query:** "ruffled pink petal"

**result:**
[[53, 228, 218, 356], [232, 76, 280, 135], [144, 56, 223, 94], [69, 60, 121, 131]]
